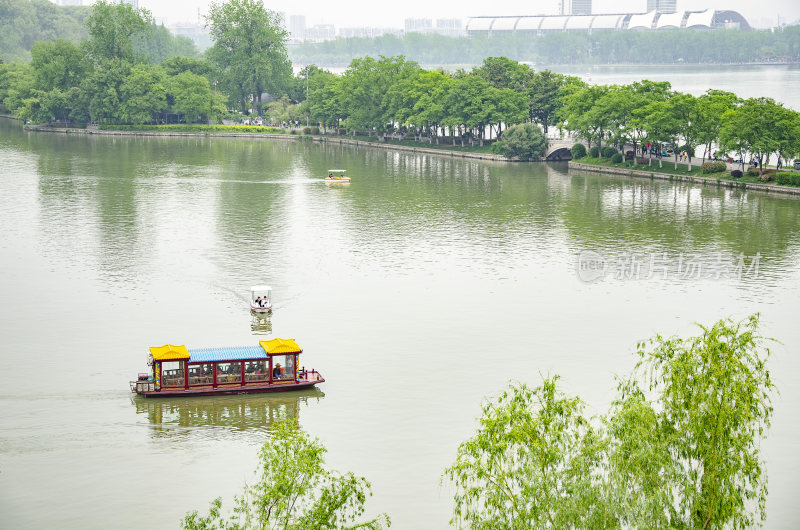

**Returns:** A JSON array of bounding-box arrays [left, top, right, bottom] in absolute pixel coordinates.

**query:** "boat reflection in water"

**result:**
[[133, 388, 324, 441], [250, 311, 272, 335]]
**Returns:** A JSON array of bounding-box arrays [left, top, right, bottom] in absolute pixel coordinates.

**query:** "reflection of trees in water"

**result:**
[[559, 173, 800, 261], [134, 388, 324, 441]]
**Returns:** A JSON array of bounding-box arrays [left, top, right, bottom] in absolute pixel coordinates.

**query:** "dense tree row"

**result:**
[[0, 0, 198, 63], [559, 79, 800, 172], [294, 56, 576, 148], [0, 0, 89, 62], [2, 0, 797, 169], [291, 55, 800, 169], [291, 25, 800, 67], [0, 1, 216, 126]]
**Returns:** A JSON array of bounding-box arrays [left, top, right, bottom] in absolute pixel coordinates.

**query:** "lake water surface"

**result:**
[[1, 112, 799, 528]]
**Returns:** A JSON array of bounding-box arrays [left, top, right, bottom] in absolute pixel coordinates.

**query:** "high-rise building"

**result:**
[[560, 0, 591, 16], [646, 0, 676, 13], [404, 18, 433, 33], [289, 15, 306, 40], [572, 0, 591, 15]]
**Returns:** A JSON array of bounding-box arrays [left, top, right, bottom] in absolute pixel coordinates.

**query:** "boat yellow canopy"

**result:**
[[327, 169, 347, 173], [259, 338, 302, 355], [150, 344, 190, 361]]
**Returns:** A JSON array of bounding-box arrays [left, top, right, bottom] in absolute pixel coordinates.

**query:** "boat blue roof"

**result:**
[[188, 346, 268, 363]]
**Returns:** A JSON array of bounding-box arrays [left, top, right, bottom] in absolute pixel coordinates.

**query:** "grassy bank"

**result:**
[[320, 134, 496, 154], [98, 124, 287, 134], [574, 156, 800, 188], [92, 125, 496, 153]]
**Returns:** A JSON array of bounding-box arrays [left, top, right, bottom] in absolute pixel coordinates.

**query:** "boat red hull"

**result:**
[[137, 377, 324, 398]]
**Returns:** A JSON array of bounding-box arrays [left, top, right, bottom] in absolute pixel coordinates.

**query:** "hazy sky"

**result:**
[[139, 0, 799, 29]]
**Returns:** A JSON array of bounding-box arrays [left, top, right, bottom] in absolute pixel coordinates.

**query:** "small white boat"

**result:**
[[325, 169, 351, 182], [250, 285, 273, 313]]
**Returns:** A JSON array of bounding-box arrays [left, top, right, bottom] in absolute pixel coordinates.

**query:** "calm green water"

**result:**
[[1, 118, 799, 528]]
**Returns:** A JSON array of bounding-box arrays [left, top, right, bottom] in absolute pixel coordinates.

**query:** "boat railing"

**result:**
[[131, 380, 156, 393], [298, 367, 323, 381]]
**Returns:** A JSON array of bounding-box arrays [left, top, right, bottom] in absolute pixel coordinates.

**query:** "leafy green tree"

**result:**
[[637, 99, 682, 168], [169, 71, 214, 124], [161, 56, 215, 78], [406, 69, 454, 143], [206, 0, 291, 115], [445, 316, 775, 530], [773, 106, 800, 170], [182, 418, 389, 529], [444, 377, 613, 529], [492, 122, 547, 160], [78, 58, 131, 124], [0, 0, 90, 62], [528, 70, 572, 133], [561, 84, 610, 155], [86, 0, 152, 63], [667, 92, 700, 169], [612, 315, 774, 529], [30, 39, 87, 92], [119, 64, 167, 124], [0, 61, 35, 113], [473, 56, 531, 92], [693, 89, 739, 161], [720, 97, 785, 172], [307, 79, 345, 132], [337, 55, 419, 137], [265, 95, 297, 126]]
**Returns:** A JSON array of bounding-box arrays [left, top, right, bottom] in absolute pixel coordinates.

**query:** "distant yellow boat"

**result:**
[[325, 169, 351, 182]]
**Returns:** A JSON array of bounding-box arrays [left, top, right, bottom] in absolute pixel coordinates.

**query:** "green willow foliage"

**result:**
[[182, 418, 390, 530], [445, 315, 774, 529], [291, 26, 800, 67]]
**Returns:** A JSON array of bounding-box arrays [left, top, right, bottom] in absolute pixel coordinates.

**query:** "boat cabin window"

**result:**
[[161, 361, 185, 388], [271, 354, 295, 380], [216, 362, 241, 383], [245, 360, 268, 382], [189, 363, 213, 386]]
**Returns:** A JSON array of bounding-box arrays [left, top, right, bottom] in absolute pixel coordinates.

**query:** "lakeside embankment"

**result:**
[[10, 119, 800, 199], [569, 161, 800, 197], [21, 124, 511, 162]]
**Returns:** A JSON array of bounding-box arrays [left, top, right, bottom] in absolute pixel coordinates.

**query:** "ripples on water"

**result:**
[[2, 119, 800, 529]]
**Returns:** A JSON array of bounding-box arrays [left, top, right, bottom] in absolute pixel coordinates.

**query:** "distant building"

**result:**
[[466, 9, 751, 35], [304, 24, 335, 42], [572, 0, 592, 15], [647, 0, 677, 14], [405, 18, 433, 33], [289, 15, 306, 40], [51, 0, 83, 6], [404, 18, 464, 37], [560, 0, 591, 16], [338, 27, 402, 39], [435, 18, 464, 37]]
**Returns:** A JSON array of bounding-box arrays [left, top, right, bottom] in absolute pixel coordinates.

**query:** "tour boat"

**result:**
[[130, 338, 325, 398], [325, 169, 350, 182], [250, 285, 272, 313]]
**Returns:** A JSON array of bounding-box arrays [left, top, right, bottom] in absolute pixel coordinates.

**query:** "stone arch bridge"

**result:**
[[544, 136, 587, 161]]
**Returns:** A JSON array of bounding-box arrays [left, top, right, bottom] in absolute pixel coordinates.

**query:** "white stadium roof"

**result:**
[[465, 10, 750, 34], [656, 11, 685, 28]]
